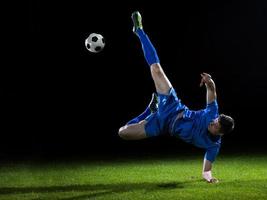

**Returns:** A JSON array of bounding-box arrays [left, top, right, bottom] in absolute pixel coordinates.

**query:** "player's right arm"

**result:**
[[202, 147, 220, 183], [200, 73, 217, 104], [202, 159, 218, 183]]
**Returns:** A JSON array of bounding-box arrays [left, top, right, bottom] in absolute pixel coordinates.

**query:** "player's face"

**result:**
[[208, 118, 222, 136]]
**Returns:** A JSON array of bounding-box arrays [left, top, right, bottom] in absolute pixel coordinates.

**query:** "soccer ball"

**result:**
[[85, 33, 105, 53]]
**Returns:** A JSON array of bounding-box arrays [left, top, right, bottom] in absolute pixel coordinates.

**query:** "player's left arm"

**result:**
[[200, 73, 217, 104], [202, 159, 218, 183]]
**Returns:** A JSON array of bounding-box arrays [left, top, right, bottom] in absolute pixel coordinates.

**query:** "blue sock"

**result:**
[[136, 29, 160, 66], [126, 106, 151, 125]]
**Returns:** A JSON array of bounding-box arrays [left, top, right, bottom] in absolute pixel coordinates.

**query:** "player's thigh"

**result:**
[[118, 120, 147, 140], [150, 63, 172, 95]]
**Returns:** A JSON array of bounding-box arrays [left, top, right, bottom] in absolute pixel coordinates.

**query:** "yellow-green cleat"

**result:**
[[131, 11, 143, 34]]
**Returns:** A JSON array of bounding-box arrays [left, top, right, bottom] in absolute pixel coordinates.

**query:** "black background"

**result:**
[[2, 0, 267, 158]]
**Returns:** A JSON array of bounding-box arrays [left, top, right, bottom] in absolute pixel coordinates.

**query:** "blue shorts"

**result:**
[[144, 88, 187, 137]]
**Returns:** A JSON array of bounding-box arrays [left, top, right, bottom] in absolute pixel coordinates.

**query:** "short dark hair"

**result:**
[[218, 114, 235, 135]]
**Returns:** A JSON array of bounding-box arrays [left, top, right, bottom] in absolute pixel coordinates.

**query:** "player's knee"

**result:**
[[118, 125, 130, 140], [151, 64, 165, 80], [151, 63, 162, 74]]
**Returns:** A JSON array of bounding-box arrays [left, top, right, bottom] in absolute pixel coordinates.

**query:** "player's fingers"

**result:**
[[203, 73, 211, 78], [210, 178, 219, 183]]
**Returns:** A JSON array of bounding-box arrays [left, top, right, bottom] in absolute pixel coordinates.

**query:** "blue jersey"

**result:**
[[145, 88, 221, 163], [170, 101, 221, 162]]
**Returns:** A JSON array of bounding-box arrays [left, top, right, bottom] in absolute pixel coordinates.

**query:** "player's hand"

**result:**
[[200, 72, 212, 87], [202, 171, 219, 184], [208, 178, 219, 184]]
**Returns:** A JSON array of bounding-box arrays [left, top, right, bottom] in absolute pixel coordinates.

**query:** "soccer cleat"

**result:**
[[148, 92, 158, 113], [131, 11, 143, 34]]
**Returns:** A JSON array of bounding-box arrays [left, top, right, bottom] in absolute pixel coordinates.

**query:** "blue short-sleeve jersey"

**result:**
[[144, 88, 221, 163], [171, 101, 221, 162]]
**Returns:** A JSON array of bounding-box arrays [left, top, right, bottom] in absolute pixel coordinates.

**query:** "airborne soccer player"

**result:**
[[118, 11, 235, 183]]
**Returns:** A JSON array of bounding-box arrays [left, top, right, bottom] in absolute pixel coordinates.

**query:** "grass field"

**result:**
[[0, 153, 266, 200]]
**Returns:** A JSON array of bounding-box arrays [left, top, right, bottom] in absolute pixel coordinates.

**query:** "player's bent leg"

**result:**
[[150, 63, 172, 95], [118, 120, 148, 140]]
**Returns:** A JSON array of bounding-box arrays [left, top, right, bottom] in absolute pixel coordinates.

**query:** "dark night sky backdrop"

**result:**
[[1, 0, 267, 157]]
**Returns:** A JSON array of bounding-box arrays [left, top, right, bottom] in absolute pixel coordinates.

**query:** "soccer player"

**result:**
[[118, 11, 235, 183]]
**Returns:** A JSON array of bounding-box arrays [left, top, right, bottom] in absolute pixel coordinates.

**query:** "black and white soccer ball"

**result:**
[[85, 33, 105, 53]]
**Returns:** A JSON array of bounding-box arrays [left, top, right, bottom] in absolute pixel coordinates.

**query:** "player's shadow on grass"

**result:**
[[0, 180, 202, 199]]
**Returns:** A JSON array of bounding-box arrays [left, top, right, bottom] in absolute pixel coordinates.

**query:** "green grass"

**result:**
[[0, 153, 267, 200]]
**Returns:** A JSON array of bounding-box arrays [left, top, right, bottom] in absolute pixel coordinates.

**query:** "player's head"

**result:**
[[208, 114, 235, 136]]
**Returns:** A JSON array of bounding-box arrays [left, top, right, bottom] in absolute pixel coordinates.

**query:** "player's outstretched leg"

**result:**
[[118, 11, 172, 140], [132, 11, 172, 95]]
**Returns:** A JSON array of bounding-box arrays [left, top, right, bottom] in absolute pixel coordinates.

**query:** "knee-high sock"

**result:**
[[136, 29, 160, 66], [126, 106, 151, 125]]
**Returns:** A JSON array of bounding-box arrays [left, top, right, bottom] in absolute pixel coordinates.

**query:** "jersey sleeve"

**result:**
[[204, 146, 220, 163], [205, 100, 219, 124], [206, 100, 218, 114]]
